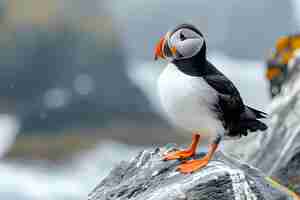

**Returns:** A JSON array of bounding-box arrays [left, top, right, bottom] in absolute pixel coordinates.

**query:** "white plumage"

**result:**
[[158, 63, 225, 140]]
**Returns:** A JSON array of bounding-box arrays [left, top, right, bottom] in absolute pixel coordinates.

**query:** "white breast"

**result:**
[[158, 63, 225, 139]]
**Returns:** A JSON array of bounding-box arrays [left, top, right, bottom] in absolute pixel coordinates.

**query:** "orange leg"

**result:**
[[163, 133, 200, 160], [177, 142, 219, 174]]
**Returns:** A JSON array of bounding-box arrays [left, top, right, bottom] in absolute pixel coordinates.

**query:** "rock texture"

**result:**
[[88, 45, 300, 200], [223, 52, 300, 195], [273, 152, 300, 194], [88, 145, 299, 200]]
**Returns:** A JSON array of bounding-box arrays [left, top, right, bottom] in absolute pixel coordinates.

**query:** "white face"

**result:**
[[165, 28, 204, 60]]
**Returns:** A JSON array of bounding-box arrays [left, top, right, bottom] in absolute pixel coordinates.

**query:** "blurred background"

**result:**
[[0, 0, 299, 199]]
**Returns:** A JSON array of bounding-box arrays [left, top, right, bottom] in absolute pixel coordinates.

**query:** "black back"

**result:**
[[172, 45, 266, 136]]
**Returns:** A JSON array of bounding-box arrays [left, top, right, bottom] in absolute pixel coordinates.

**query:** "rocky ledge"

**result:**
[[88, 145, 300, 200]]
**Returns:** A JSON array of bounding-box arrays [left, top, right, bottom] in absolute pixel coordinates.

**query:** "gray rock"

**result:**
[[273, 152, 300, 194], [88, 145, 298, 200], [223, 52, 300, 195]]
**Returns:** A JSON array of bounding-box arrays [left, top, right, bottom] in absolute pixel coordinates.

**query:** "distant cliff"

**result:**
[[0, 1, 160, 133]]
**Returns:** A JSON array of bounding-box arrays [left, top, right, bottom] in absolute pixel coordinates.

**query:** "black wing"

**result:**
[[202, 62, 267, 135], [203, 74, 245, 111], [202, 74, 245, 124]]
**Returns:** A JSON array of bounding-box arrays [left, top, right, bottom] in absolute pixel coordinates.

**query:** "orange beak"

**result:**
[[154, 37, 166, 60]]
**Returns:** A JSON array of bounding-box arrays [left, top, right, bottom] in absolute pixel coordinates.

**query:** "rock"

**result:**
[[223, 52, 300, 195], [273, 152, 300, 194], [88, 145, 299, 200]]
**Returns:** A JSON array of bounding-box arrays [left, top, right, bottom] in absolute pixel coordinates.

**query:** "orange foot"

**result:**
[[163, 149, 195, 160], [177, 158, 209, 173], [177, 142, 219, 174], [163, 134, 200, 161]]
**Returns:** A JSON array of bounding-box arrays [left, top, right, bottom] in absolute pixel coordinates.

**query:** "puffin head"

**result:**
[[154, 24, 206, 62]]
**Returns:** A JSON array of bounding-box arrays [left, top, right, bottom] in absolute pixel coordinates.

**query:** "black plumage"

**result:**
[[170, 25, 267, 137], [156, 23, 268, 173]]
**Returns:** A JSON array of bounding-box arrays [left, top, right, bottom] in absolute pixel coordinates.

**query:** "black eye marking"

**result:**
[[179, 32, 186, 41]]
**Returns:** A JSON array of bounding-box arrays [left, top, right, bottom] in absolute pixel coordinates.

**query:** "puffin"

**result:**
[[154, 23, 267, 174]]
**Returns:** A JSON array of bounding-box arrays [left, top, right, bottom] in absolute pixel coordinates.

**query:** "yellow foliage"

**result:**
[[274, 34, 300, 65], [266, 67, 282, 80]]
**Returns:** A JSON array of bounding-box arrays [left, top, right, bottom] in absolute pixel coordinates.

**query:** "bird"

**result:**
[[154, 23, 267, 174]]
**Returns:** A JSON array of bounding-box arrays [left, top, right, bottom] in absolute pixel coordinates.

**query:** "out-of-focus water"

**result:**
[[0, 141, 143, 200]]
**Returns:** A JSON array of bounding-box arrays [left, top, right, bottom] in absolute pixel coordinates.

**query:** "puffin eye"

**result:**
[[179, 32, 186, 41]]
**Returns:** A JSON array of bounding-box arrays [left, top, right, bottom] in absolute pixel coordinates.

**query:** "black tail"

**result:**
[[240, 119, 268, 132], [238, 106, 268, 134], [246, 106, 267, 119]]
